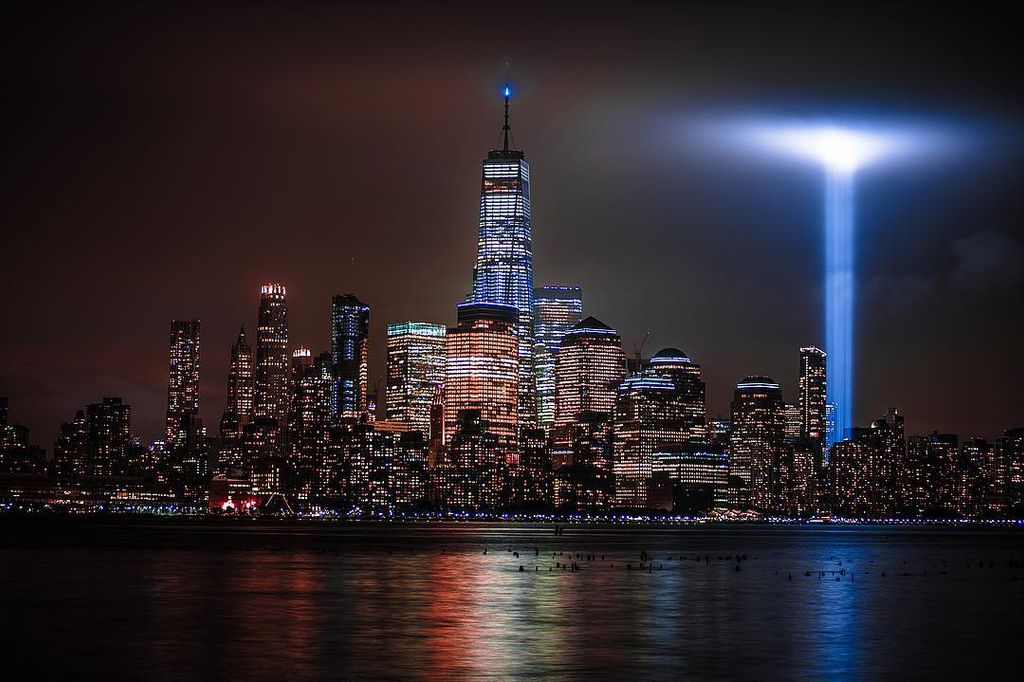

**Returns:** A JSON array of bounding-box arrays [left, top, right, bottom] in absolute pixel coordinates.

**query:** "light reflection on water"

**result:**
[[2, 521, 1021, 680]]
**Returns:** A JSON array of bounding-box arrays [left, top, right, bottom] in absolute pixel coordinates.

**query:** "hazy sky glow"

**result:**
[[697, 116, 974, 174], [2, 2, 1022, 443]]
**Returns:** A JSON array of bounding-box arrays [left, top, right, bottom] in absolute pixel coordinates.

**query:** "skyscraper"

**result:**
[[220, 325, 254, 440], [534, 286, 583, 429], [549, 316, 625, 510], [553, 317, 626, 428], [828, 413, 904, 518], [444, 302, 519, 447], [994, 428, 1024, 514], [287, 348, 334, 500], [470, 86, 536, 426], [729, 376, 786, 511], [798, 346, 827, 455], [253, 284, 289, 439], [54, 397, 132, 478], [386, 321, 446, 434], [331, 294, 370, 420], [165, 319, 201, 446], [901, 432, 959, 517], [612, 372, 691, 509], [648, 348, 707, 440]]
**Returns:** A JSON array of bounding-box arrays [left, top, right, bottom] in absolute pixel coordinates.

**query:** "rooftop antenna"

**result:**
[[502, 82, 512, 153]]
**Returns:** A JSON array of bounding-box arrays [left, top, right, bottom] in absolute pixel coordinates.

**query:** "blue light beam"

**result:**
[[733, 124, 909, 453], [693, 115, 970, 456], [825, 169, 854, 448]]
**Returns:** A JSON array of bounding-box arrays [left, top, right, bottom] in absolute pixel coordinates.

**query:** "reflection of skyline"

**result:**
[[7, 523, 1022, 679], [426, 552, 497, 679]]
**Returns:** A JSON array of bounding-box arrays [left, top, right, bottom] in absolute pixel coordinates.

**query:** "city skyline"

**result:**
[[5, 6, 1024, 681], [3, 2, 1023, 446], [2, 94, 1022, 445]]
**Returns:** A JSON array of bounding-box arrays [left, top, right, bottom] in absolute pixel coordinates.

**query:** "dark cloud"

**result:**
[[950, 231, 1024, 293]]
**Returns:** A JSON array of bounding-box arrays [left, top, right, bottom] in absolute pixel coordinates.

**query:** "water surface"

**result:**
[[2, 519, 1021, 680]]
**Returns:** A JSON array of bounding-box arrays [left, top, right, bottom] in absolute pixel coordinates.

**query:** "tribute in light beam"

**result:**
[[695, 115, 964, 457], [745, 125, 905, 453]]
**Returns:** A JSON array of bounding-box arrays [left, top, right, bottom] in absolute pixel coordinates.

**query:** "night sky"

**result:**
[[3, 2, 1022, 444]]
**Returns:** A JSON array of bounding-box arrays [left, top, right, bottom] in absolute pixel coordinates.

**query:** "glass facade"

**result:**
[[729, 376, 786, 511], [652, 446, 729, 512], [612, 373, 690, 509], [253, 284, 289, 427], [444, 302, 519, 447], [165, 319, 200, 446], [331, 294, 370, 420], [534, 285, 583, 429], [470, 97, 536, 426], [386, 321, 446, 435], [553, 316, 626, 429], [798, 345, 827, 455]]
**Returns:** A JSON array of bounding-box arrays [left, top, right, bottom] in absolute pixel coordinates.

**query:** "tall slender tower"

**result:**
[[165, 319, 201, 445], [222, 326, 254, 432], [798, 346, 827, 456], [331, 294, 370, 420], [471, 85, 536, 426], [534, 286, 583, 429], [729, 376, 786, 511], [253, 284, 289, 429]]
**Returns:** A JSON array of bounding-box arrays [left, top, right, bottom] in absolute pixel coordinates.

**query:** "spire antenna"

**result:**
[[502, 83, 511, 153]]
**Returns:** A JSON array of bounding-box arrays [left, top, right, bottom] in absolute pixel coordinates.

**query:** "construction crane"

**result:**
[[632, 330, 651, 374]]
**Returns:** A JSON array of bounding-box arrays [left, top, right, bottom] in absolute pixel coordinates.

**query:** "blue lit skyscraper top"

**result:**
[[471, 84, 537, 425], [331, 294, 370, 420]]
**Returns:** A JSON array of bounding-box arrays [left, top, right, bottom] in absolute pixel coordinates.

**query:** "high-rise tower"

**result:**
[[534, 286, 583, 429], [165, 319, 201, 445], [470, 85, 536, 426], [554, 317, 626, 429], [612, 372, 691, 509], [729, 376, 786, 511], [253, 284, 289, 430], [220, 326, 254, 437], [331, 294, 370, 420], [386, 321, 446, 434], [648, 348, 707, 441], [444, 302, 519, 447], [798, 346, 827, 456]]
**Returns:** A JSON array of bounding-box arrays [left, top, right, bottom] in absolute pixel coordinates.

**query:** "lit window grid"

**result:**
[[554, 335, 626, 429], [444, 322, 519, 445], [253, 286, 290, 426], [533, 287, 583, 428], [331, 298, 370, 418], [473, 156, 536, 425], [386, 324, 447, 434], [166, 320, 201, 444]]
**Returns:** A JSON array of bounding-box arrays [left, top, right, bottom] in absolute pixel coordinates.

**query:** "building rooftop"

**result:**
[[650, 347, 692, 364], [736, 376, 780, 391], [564, 316, 617, 336]]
